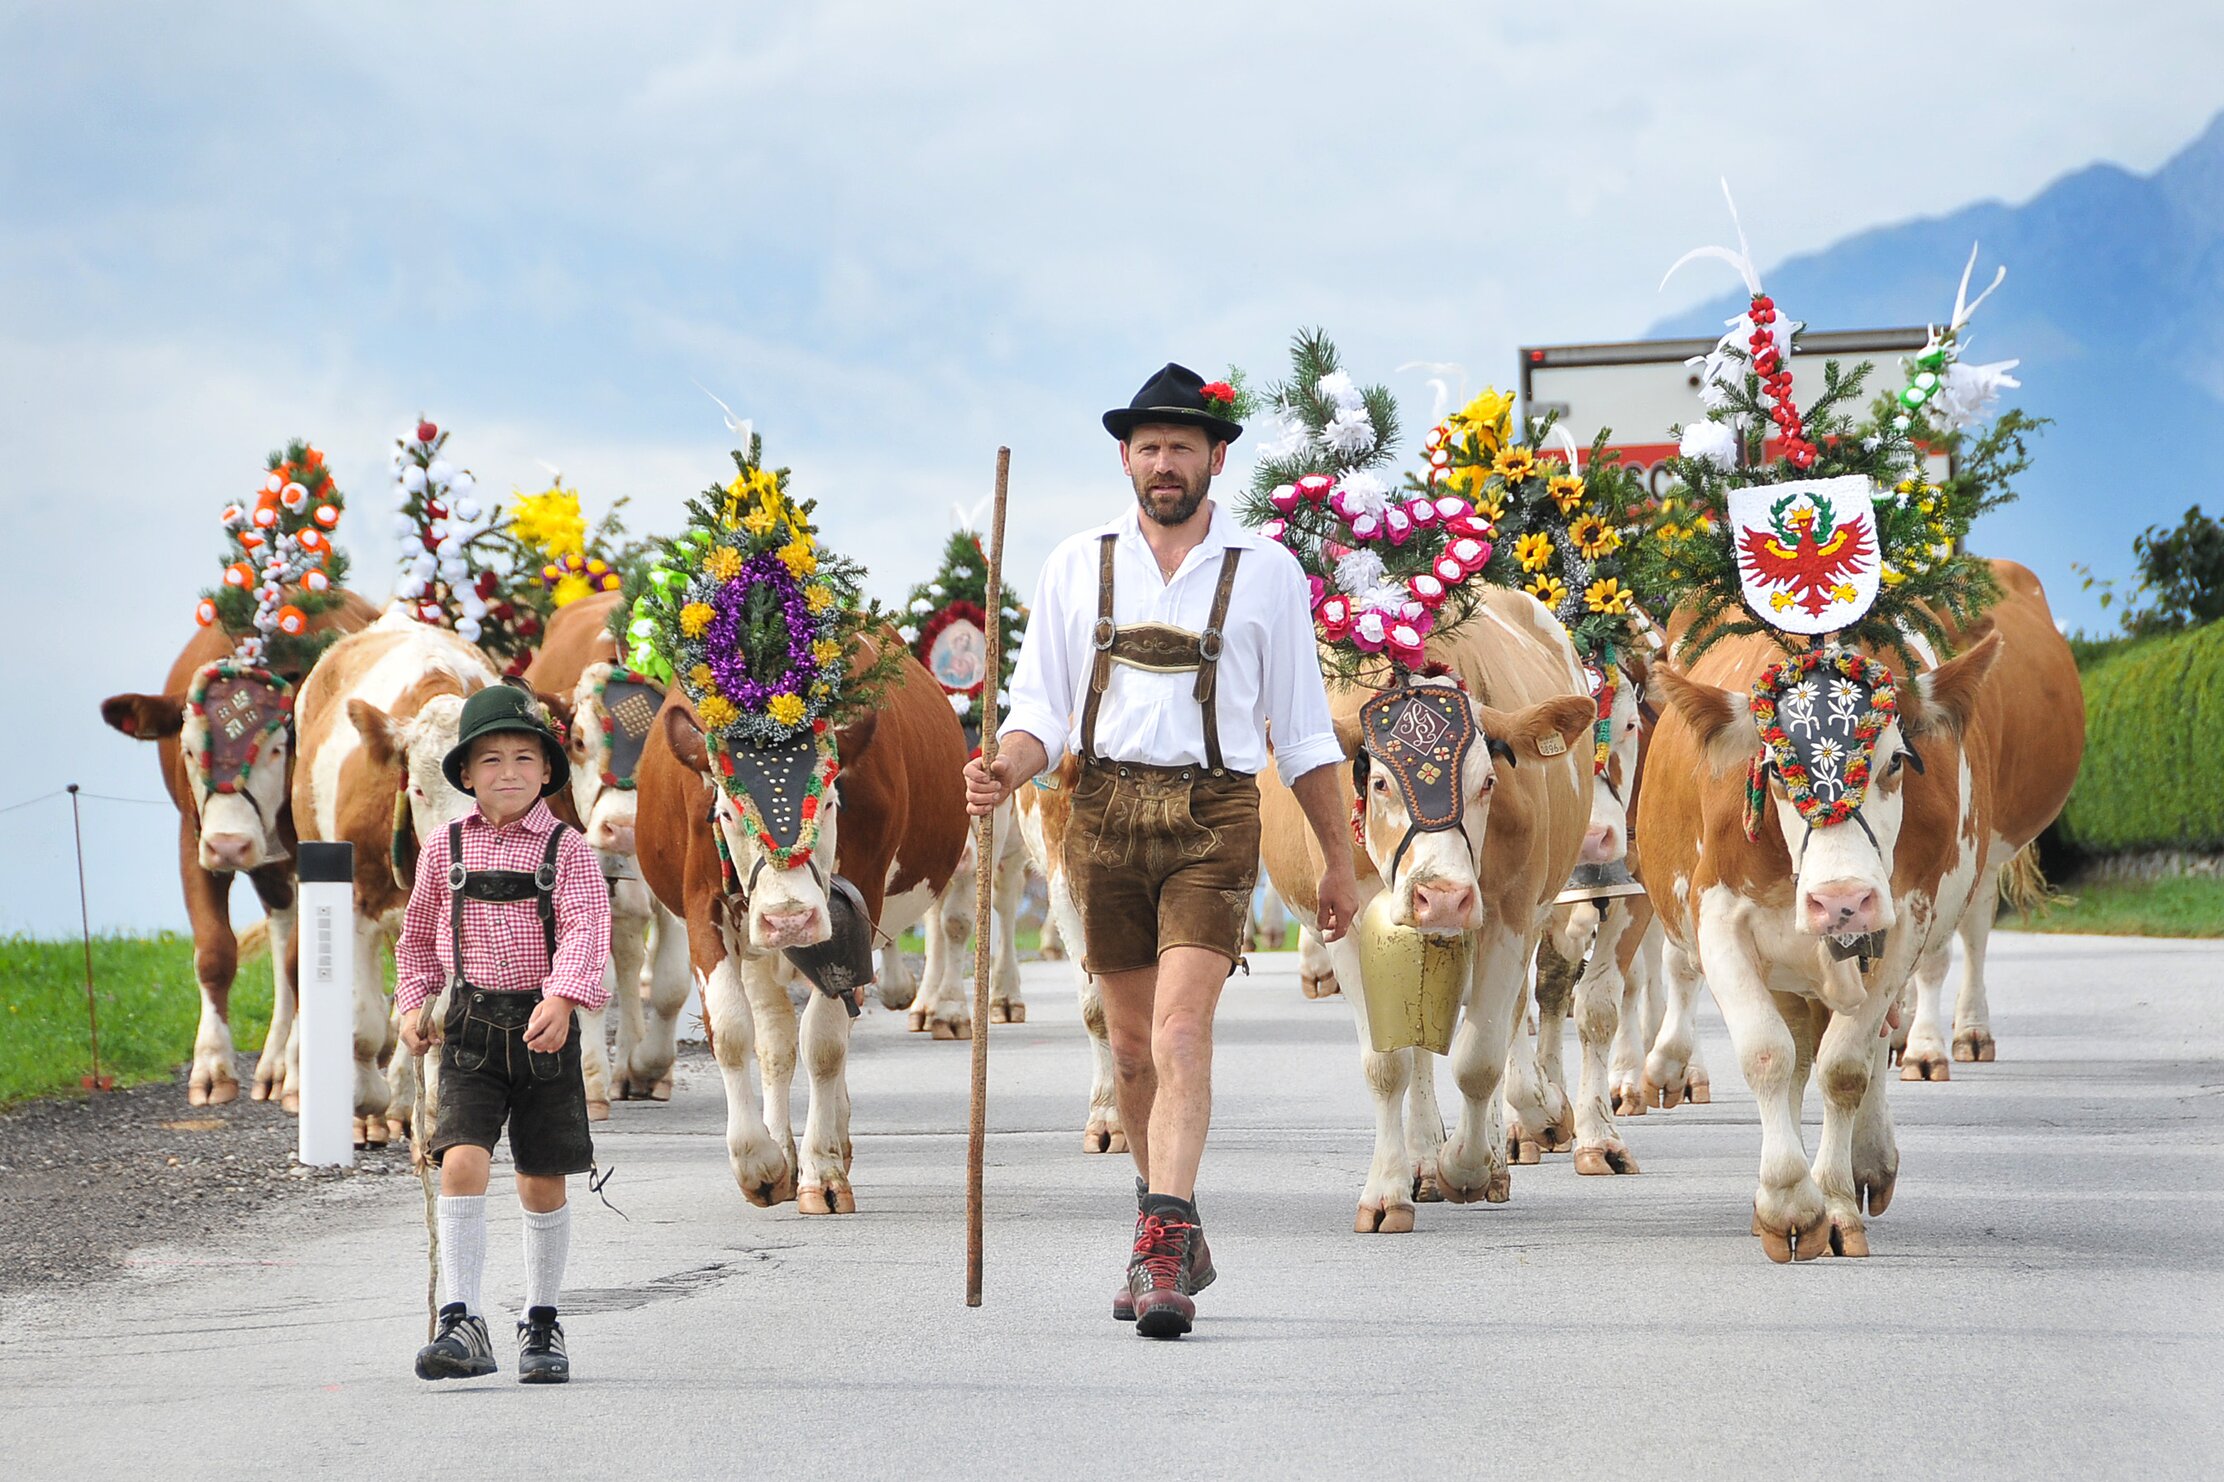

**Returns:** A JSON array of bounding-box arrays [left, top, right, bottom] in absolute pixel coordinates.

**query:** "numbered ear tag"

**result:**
[[1357, 685, 1477, 833]]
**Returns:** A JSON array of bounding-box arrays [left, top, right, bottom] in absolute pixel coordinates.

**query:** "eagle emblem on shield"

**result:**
[[1727, 474, 1881, 636]]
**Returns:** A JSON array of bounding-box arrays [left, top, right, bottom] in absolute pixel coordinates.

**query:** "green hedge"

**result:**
[[2057, 621, 2224, 854]]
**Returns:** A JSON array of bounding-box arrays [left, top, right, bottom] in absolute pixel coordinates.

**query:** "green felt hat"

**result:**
[[441, 684, 569, 796]]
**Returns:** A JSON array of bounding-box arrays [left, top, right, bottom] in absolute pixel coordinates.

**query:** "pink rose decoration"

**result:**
[[1269, 483, 1301, 514], [1317, 595, 1354, 641], [1260, 518, 1288, 542], [1349, 512, 1383, 542], [1433, 496, 1471, 521], [1307, 574, 1326, 607], [1432, 553, 1465, 586], [1410, 572, 1447, 608], [1388, 622, 1428, 669], [1450, 536, 1491, 573], [1446, 512, 1494, 539], [1406, 498, 1438, 527], [1296, 474, 1335, 504], [1382, 508, 1414, 546], [1350, 609, 1389, 653]]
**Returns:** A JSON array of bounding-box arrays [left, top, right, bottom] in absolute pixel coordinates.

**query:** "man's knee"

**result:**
[[1152, 1008, 1213, 1074]]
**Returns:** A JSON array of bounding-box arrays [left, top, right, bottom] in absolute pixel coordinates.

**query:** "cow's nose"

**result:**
[[596, 823, 636, 855], [756, 908, 825, 947], [1411, 882, 1477, 929], [1803, 883, 1882, 935], [204, 833, 255, 871], [1580, 824, 1620, 864]]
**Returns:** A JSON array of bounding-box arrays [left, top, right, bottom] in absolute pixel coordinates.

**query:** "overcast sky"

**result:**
[[6, 3, 2222, 936]]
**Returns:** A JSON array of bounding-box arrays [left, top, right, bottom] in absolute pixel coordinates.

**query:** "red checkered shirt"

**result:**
[[394, 799, 612, 1016]]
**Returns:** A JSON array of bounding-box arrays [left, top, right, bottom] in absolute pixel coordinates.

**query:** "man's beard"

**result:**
[[1133, 465, 1211, 527]]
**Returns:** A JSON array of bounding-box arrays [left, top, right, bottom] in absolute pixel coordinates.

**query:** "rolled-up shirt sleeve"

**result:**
[[998, 544, 1077, 772], [1260, 549, 1344, 787]]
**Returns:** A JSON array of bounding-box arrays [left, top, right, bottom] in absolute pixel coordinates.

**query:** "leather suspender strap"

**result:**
[[1197, 547, 1243, 775], [1079, 533, 1118, 762], [446, 821, 467, 992], [445, 820, 571, 987], [533, 823, 567, 963]]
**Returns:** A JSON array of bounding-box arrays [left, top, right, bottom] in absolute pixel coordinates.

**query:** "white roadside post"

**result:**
[[297, 841, 355, 1167]]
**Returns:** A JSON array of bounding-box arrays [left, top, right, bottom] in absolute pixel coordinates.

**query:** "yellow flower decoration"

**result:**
[[702, 545, 744, 583], [1514, 531, 1555, 572], [1584, 577, 1633, 615], [1656, 523, 1683, 546], [1474, 492, 1506, 523], [1547, 474, 1586, 515], [551, 572, 594, 608], [1448, 388, 1514, 451], [687, 663, 715, 692], [741, 505, 779, 537], [1569, 513, 1621, 560], [697, 695, 738, 730], [1526, 573, 1569, 608], [1493, 446, 1539, 483], [1881, 564, 1907, 587], [778, 539, 817, 578], [805, 584, 835, 614], [508, 487, 587, 561], [680, 602, 715, 638], [766, 692, 807, 728], [722, 467, 786, 530], [810, 637, 843, 667]]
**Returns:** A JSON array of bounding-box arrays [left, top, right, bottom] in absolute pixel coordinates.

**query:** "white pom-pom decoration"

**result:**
[[1678, 420, 1740, 472], [426, 459, 454, 486], [456, 617, 483, 642], [401, 464, 427, 494]]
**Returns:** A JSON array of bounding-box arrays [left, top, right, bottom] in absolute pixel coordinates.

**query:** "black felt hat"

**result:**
[[1102, 362, 1244, 445], [441, 684, 570, 796]]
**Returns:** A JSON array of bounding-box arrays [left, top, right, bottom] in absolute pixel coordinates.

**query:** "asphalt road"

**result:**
[[4, 932, 2219, 1480]]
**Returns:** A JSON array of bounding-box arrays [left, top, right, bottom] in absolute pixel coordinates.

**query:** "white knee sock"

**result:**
[[436, 1194, 487, 1316], [521, 1202, 571, 1315]]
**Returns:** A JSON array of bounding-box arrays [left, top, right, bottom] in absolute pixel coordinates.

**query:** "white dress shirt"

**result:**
[[1000, 501, 1344, 787]]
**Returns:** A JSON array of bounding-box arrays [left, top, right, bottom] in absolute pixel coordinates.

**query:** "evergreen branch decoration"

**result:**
[[195, 437, 352, 677]]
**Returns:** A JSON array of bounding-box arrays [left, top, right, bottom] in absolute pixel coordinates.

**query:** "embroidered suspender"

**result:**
[[446, 819, 571, 990], [1077, 533, 1246, 775]]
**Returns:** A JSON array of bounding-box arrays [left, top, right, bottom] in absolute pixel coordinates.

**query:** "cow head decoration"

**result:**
[[568, 662, 665, 857], [1341, 677, 1594, 933], [349, 684, 491, 878], [1657, 633, 2000, 939], [1579, 650, 1648, 866], [102, 661, 299, 874], [663, 704, 880, 953]]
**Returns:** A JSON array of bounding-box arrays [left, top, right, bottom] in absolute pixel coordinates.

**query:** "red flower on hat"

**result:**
[[1199, 381, 1235, 411]]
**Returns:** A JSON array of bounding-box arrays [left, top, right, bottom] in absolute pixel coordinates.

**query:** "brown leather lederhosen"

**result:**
[[1079, 533, 1245, 774], [1065, 534, 1262, 974]]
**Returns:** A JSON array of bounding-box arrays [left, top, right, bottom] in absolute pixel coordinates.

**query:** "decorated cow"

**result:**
[[100, 441, 371, 1106], [628, 437, 968, 1210]]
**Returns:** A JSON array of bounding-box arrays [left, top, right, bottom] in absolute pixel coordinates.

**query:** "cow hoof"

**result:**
[[1688, 1077, 1711, 1104], [651, 1078, 673, 1102], [1755, 1200, 1830, 1263], [1484, 1170, 1511, 1203], [281, 1092, 300, 1116], [587, 1100, 611, 1123], [1354, 1203, 1414, 1234], [1953, 1028, 1997, 1063], [187, 1082, 209, 1107], [1899, 1049, 1951, 1082], [1300, 970, 1340, 999], [351, 1116, 367, 1148], [1412, 1170, 1444, 1203], [1509, 1132, 1542, 1166], [364, 1118, 392, 1148], [1829, 1217, 1870, 1258], [797, 1184, 857, 1216], [1887, 1043, 1904, 1067], [250, 1081, 273, 1102], [1610, 1084, 1647, 1117], [386, 1116, 408, 1143], [1006, 1003, 1026, 1024], [1083, 1123, 1126, 1154], [1573, 1144, 1640, 1176], [1860, 1172, 1897, 1218], [1646, 1077, 1684, 1111], [931, 1018, 973, 1041], [907, 1009, 928, 1033], [1536, 1117, 1576, 1154]]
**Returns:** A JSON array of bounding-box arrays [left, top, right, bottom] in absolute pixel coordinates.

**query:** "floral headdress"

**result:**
[[1239, 329, 1497, 684], [898, 524, 1025, 743], [503, 479, 644, 609], [390, 417, 539, 668], [194, 438, 352, 677], [1626, 184, 2002, 667]]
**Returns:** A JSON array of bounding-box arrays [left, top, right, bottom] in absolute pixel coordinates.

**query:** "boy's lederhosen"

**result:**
[[428, 820, 595, 1177], [1066, 533, 1262, 976]]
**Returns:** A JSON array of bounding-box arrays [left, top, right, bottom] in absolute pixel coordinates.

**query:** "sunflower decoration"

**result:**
[[1238, 329, 1500, 684], [620, 433, 902, 752], [497, 479, 651, 616]]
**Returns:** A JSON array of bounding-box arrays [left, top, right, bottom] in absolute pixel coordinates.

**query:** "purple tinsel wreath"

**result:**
[[702, 552, 824, 710]]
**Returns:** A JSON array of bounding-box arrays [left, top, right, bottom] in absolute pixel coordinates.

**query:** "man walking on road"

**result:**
[[965, 362, 1361, 1338]]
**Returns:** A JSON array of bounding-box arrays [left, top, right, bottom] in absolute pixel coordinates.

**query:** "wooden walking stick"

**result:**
[[967, 446, 1011, 1307]]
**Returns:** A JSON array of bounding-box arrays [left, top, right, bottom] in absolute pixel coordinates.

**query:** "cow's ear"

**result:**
[[662, 704, 711, 775], [101, 692, 184, 740], [348, 699, 406, 771], [835, 712, 879, 766], [1654, 663, 1762, 776], [1906, 631, 2002, 741], [1332, 710, 1363, 760], [1482, 695, 1594, 765]]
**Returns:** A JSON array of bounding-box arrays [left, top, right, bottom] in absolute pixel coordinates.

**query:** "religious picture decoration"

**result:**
[[898, 526, 1025, 749], [193, 438, 352, 678], [1238, 329, 1498, 683], [1627, 184, 2002, 665], [621, 433, 903, 878]]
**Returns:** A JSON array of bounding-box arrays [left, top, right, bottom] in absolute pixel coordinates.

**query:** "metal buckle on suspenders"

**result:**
[[446, 818, 571, 973]]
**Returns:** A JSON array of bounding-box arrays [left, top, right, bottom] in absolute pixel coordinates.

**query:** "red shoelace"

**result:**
[[1131, 1214, 1193, 1287]]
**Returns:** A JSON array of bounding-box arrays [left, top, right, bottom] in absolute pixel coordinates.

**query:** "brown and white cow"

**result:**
[[1896, 561, 2082, 1078], [882, 797, 1028, 1038], [638, 637, 968, 1210], [1639, 590, 2016, 1260], [1015, 757, 1125, 1153], [291, 607, 501, 1144], [525, 591, 692, 1105], [99, 593, 379, 1106], [1261, 587, 1595, 1232]]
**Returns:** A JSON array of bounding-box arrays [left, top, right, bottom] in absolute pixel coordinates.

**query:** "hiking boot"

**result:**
[[415, 1303, 496, 1380], [1126, 1193, 1207, 1339], [1112, 1182, 1214, 1321], [517, 1306, 570, 1384]]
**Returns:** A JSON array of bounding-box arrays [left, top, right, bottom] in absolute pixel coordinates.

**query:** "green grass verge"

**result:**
[[2000, 878, 2224, 939], [0, 933, 275, 1107]]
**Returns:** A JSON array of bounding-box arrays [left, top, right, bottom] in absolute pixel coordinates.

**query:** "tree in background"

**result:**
[[2076, 505, 2224, 638]]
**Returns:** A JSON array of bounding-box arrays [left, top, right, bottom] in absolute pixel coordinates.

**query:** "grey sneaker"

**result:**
[[517, 1306, 570, 1384], [416, 1303, 496, 1380]]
